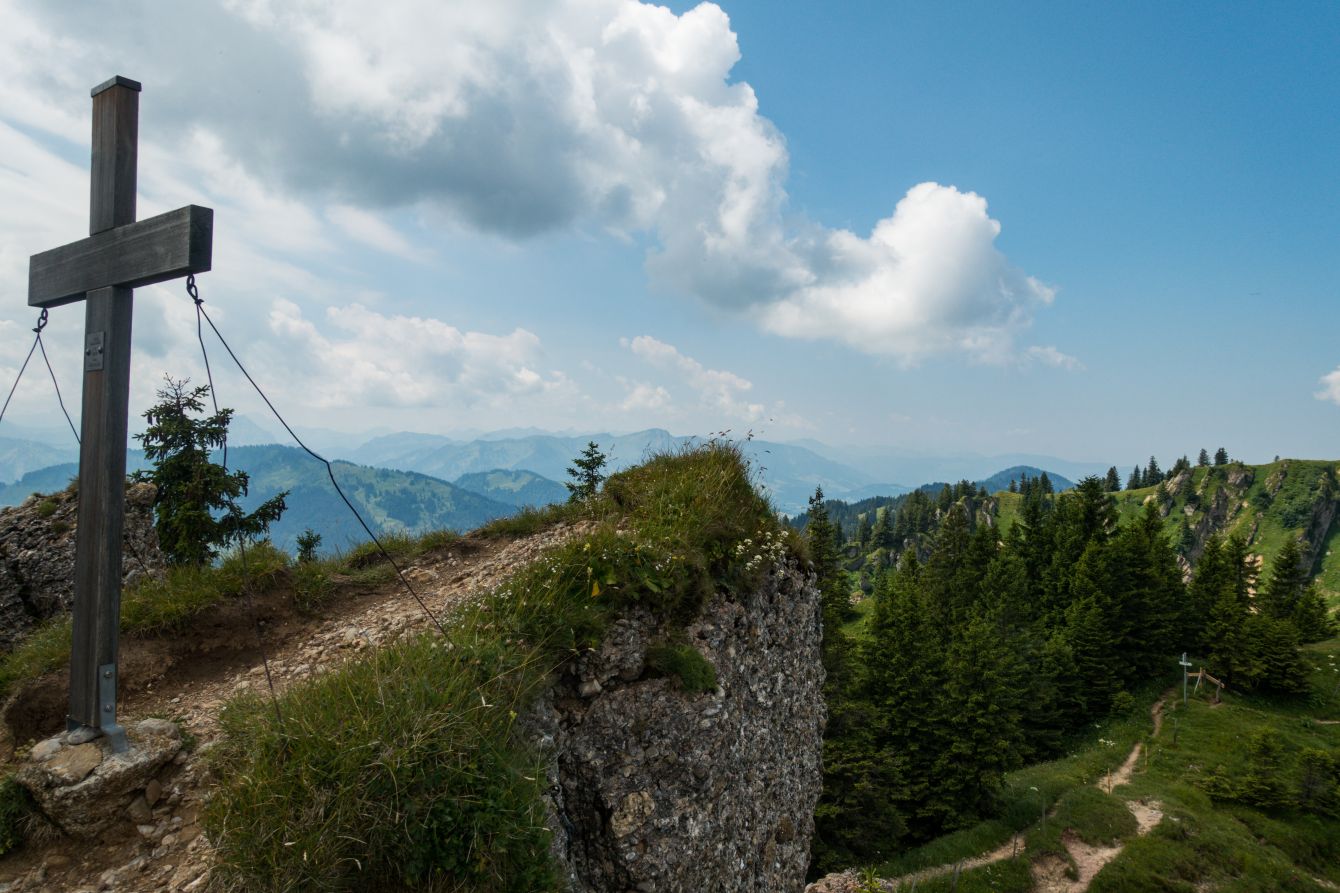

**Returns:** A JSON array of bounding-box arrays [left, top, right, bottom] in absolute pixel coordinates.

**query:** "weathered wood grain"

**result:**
[[28, 205, 213, 309], [68, 78, 141, 737]]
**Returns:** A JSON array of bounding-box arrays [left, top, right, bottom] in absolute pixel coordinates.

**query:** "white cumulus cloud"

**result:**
[[266, 300, 567, 409], [1025, 345, 1084, 371], [623, 335, 763, 422], [1316, 368, 1340, 406], [5, 0, 1061, 364]]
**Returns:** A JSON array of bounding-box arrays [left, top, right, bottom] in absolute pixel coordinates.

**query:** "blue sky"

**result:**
[[1, 0, 1337, 467]]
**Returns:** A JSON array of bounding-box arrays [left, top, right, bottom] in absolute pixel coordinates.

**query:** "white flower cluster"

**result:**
[[734, 527, 787, 573]]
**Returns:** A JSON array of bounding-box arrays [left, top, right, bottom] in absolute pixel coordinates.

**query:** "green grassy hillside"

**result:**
[[859, 642, 1340, 892], [453, 468, 568, 508], [989, 461, 1340, 612], [1112, 460, 1340, 610]]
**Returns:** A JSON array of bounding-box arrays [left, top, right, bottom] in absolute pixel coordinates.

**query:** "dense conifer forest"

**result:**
[[804, 469, 1337, 874]]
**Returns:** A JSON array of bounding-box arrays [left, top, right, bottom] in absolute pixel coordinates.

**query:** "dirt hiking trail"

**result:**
[[808, 692, 1171, 893], [0, 523, 587, 893]]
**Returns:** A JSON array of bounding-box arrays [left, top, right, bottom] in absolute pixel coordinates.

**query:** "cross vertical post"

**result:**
[[68, 77, 141, 753], [28, 76, 212, 754]]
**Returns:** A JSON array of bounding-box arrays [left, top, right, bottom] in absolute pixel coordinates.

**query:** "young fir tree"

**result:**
[[1205, 536, 1255, 686], [1261, 538, 1308, 621], [1198, 448, 1211, 467], [1293, 585, 1337, 643], [1127, 466, 1144, 490], [872, 506, 895, 552], [1242, 615, 1310, 694], [860, 557, 945, 839], [931, 610, 1025, 826], [1264, 537, 1337, 641], [1214, 447, 1229, 466], [1104, 466, 1121, 492], [134, 378, 287, 566], [1186, 535, 1228, 652], [1238, 729, 1290, 809], [565, 441, 608, 502], [855, 512, 872, 551], [1145, 456, 1163, 486]]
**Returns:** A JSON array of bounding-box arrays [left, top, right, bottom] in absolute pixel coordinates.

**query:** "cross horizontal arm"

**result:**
[[29, 205, 213, 308]]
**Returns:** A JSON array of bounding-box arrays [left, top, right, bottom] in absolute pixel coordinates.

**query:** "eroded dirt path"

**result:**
[[1029, 696, 1167, 893], [0, 523, 588, 893], [808, 693, 1172, 893]]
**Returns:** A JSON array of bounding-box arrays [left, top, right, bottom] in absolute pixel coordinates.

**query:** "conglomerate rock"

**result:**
[[0, 481, 164, 651], [526, 560, 825, 892]]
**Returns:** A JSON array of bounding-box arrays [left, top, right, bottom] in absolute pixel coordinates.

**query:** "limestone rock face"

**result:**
[[526, 561, 825, 892], [0, 481, 164, 651]]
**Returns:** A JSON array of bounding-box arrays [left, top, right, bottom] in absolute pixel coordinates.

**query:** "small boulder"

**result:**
[[16, 722, 181, 838], [45, 743, 102, 785], [134, 718, 180, 740], [30, 737, 63, 762], [126, 795, 152, 824]]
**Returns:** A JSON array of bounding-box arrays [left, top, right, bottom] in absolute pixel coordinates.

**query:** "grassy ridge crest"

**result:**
[[203, 442, 795, 892]]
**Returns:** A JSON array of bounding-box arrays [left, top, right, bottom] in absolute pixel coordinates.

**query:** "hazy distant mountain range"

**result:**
[[0, 420, 1107, 540]]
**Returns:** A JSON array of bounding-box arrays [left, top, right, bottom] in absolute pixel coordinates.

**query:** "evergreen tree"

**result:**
[[1296, 749, 1340, 815], [931, 611, 1025, 825], [1261, 538, 1308, 621], [1293, 585, 1336, 643], [1206, 536, 1255, 685], [873, 506, 896, 551], [565, 441, 608, 501], [856, 513, 873, 550], [134, 378, 287, 566], [1104, 466, 1121, 492], [1064, 592, 1116, 714], [1177, 518, 1196, 557], [1127, 466, 1143, 490], [1198, 448, 1210, 467], [937, 484, 954, 512], [1239, 729, 1289, 809], [1145, 456, 1163, 486], [1186, 535, 1227, 652], [1214, 447, 1229, 466], [1242, 616, 1310, 694], [1008, 478, 1018, 494]]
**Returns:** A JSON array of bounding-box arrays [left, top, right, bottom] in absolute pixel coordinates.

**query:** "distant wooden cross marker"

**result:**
[[27, 76, 213, 752]]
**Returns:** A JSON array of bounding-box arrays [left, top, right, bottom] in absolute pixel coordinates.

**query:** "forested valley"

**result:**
[[801, 462, 1338, 875]]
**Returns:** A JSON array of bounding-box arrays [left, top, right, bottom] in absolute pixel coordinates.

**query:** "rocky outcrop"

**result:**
[[16, 718, 184, 839], [526, 561, 825, 892], [0, 482, 164, 651]]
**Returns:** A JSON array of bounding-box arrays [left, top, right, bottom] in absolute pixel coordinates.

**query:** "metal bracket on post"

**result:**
[[98, 663, 128, 753], [84, 331, 105, 371]]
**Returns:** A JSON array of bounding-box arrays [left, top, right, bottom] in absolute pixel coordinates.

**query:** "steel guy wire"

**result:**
[[186, 275, 450, 640], [188, 275, 282, 726]]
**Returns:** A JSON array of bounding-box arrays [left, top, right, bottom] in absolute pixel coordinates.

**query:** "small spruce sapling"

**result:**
[[134, 377, 288, 566], [565, 440, 608, 502], [296, 529, 322, 563]]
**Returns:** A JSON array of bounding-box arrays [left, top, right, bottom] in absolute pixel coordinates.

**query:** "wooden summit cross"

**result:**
[[27, 76, 213, 752]]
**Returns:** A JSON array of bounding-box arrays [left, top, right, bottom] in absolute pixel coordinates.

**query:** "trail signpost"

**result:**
[[27, 76, 213, 751], [1179, 652, 1193, 705]]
